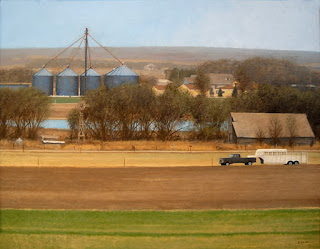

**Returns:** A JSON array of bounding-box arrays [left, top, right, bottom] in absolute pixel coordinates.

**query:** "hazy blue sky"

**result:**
[[1, 0, 319, 51]]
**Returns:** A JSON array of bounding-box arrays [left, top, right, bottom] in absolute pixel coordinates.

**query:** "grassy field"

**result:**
[[1, 151, 320, 167], [0, 209, 319, 249], [50, 97, 82, 103]]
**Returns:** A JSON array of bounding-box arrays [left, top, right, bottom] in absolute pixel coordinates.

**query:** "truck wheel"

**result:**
[[220, 163, 225, 166], [288, 161, 293, 165], [294, 161, 299, 165], [226, 162, 230, 166], [248, 161, 252, 165]]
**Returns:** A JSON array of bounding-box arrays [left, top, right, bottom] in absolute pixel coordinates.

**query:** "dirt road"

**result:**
[[1, 165, 319, 210]]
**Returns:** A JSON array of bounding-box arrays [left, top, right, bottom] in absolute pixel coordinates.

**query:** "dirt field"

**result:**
[[49, 103, 77, 119], [1, 165, 319, 210]]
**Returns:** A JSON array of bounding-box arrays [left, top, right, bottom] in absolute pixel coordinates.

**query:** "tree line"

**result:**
[[0, 68, 34, 83], [234, 57, 320, 92], [169, 57, 320, 91], [67, 84, 228, 141], [0, 88, 50, 140], [68, 82, 320, 142], [2, 57, 319, 88]]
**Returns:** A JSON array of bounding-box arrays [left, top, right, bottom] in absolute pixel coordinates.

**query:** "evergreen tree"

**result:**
[[232, 85, 238, 97], [218, 87, 223, 97]]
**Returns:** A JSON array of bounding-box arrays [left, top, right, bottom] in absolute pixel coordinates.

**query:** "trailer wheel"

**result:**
[[294, 161, 299, 165], [225, 162, 230, 166], [288, 161, 293, 165], [248, 161, 252, 165]]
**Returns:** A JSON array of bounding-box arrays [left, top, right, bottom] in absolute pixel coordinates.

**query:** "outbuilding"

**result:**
[[228, 112, 315, 145]]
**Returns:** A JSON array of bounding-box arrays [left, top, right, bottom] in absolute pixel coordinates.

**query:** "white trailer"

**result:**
[[254, 149, 308, 165]]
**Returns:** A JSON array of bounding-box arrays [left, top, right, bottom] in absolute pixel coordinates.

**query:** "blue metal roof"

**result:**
[[81, 68, 100, 77], [58, 67, 78, 77], [106, 65, 138, 76], [34, 67, 53, 76]]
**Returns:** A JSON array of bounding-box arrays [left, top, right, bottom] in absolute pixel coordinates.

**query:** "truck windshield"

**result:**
[[230, 154, 239, 158]]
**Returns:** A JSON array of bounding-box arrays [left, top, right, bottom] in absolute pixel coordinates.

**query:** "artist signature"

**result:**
[[297, 241, 309, 244]]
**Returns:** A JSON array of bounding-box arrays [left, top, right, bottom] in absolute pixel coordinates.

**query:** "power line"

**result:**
[[88, 34, 124, 65], [44, 35, 85, 68]]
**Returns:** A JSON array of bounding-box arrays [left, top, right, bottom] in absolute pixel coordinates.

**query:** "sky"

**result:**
[[0, 0, 319, 51]]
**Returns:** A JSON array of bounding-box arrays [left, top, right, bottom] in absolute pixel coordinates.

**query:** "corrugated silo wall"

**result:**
[[32, 75, 54, 95], [104, 75, 139, 89], [80, 76, 101, 95], [56, 76, 79, 96]]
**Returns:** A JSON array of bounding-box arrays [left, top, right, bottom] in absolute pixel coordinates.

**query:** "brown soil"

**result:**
[[49, 103, 77, 119], [1, 165, 319, 210]]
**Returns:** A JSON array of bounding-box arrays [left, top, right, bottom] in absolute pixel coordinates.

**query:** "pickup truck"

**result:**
[[219, 154, 256, 166]]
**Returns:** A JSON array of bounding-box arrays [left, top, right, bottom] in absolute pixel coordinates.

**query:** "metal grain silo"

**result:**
[[56, 66, 79, 96], [104, 65, 139, 89], [32, 67, 54, 95], [80, 67, 101, 95]]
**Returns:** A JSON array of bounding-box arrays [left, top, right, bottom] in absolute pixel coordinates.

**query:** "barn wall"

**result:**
[[236, 137, 314, 145]]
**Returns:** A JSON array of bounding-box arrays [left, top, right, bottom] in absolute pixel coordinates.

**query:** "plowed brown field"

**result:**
[[1, 165, 319, 210]]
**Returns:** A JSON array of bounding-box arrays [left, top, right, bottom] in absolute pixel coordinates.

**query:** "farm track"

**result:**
[[0, 165, 319, 210]]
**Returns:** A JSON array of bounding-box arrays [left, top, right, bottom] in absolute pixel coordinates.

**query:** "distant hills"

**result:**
[[1, 47, 319, 69]]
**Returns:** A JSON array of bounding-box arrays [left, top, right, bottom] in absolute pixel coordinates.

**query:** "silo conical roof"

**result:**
[[58, 67, 78, 76], [106, 65, 138, 76], [34, 67, 53, 76], [81, 68, 100, 77]]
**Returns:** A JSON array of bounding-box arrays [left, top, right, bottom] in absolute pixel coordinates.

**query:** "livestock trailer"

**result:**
[[254, 149, 308, 165]]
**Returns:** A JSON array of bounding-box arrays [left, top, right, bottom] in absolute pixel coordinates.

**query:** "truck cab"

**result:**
[[219, 154, 256, 166]]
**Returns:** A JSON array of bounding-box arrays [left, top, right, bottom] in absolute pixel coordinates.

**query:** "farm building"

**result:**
[[182, 73, 235, 90], [80, 67, 101, 95], [213, 83, 238, 97], [152, 85, 166, 95], [181, 75, 196, 85], [157, 79, 172, 86], [144, 63, 157, 71], [208, 73, 235, 90], [32, 67, 54, 95], [56, 66, 79, 96], [104, 65, 139, 89], [179, 84, 210, 97], [228, 112, 315, 145]]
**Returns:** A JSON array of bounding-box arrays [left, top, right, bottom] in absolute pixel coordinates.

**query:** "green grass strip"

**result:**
[[1, 229, 318, 237]]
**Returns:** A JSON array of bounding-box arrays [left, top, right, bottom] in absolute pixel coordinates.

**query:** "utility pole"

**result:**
[[84, 28, 88, 94]]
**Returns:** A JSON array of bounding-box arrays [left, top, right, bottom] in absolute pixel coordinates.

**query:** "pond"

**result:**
[[41, 119, 228, 131], [41, 119, 70, 129]]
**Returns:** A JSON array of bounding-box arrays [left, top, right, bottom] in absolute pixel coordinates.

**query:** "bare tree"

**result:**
[[286, 116, 297, 147], [268, 116, 283, 147], [255, 126, 266, 146], [194, 69, 210, 97], [0, 88, 14, 139], [153, 85, 190, 141]]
